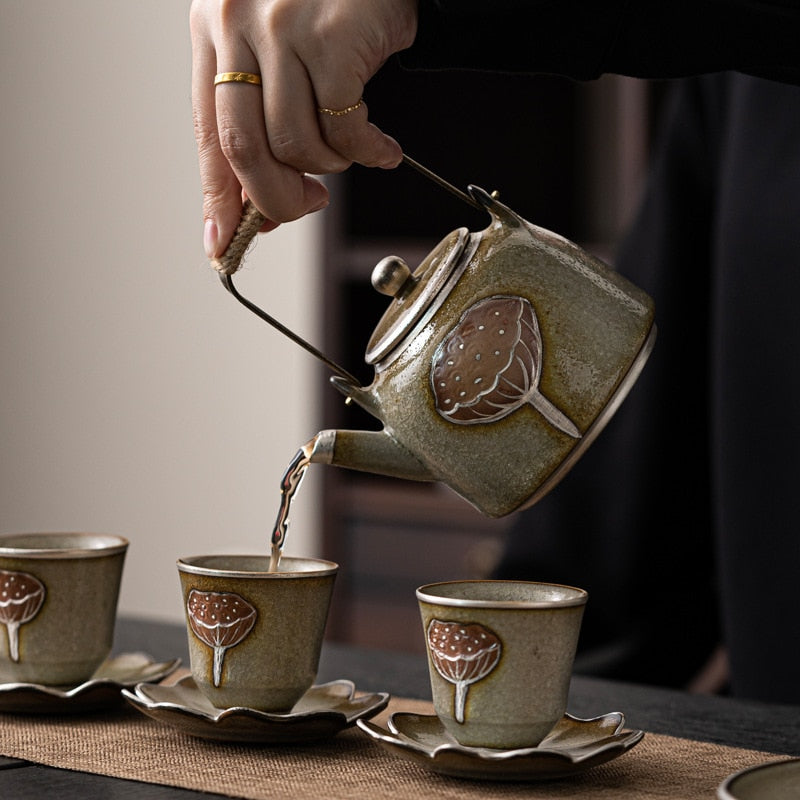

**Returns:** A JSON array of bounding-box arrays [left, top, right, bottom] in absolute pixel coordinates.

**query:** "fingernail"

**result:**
[[302, 176, 330, 215], [203, 218, 219, 259]]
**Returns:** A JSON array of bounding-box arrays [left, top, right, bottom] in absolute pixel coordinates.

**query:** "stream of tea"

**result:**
[[269, 441, 314, 571]]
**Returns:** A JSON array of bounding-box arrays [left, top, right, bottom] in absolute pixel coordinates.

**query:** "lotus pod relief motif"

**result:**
[[431, 295, 581, 438], [0, 569, 46, 663], [427, 620, 502, 723], [187, 589, 257, 687]]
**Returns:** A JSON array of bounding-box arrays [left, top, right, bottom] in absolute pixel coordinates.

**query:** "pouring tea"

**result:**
[[214, 159, 656, 519]]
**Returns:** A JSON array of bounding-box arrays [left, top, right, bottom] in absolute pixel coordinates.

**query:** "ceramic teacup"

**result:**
[[177, 555, 337, 711], [0, 532, 128, 686], [417, 579, 587, 749]]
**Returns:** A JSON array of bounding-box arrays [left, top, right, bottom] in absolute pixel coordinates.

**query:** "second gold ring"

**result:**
[[317, 98, 364, 116]]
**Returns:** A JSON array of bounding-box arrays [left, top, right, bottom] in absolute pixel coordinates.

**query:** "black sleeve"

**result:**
[[401, 0, 800, 85]]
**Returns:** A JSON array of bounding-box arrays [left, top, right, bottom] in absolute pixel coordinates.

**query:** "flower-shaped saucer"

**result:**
[[0, 652, 181, 714], [123, 676, 390, 744], [357, 710, 644, 781]]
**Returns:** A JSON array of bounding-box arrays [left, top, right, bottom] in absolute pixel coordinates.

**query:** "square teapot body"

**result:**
[[327, 188, 655, 517]]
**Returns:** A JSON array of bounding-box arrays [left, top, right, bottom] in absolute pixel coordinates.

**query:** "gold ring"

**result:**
[[317, 98, 364, 116], [214, 72, 262, 87]]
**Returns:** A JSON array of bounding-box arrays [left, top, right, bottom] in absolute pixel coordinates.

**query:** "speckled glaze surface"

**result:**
[[316, 187, 656, 517], [0, 533, 128, 686], [718, 758, 800, 800], [177, 555, 337, 712], [417, 580, 587, 749]]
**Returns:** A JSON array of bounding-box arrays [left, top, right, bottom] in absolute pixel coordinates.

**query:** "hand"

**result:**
[[190, 0, 418, 258]]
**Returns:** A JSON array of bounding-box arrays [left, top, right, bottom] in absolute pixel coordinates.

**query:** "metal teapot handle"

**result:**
[[211, 155, 479, 277], [218, 271, 360, 384], [210, 198, 358, 381], [211, 155, 479, 381], [401, 155, 481, 210]]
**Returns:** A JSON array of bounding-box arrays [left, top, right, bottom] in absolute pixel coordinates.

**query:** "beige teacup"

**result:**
[[177, 555, 337, 711], [417, 580, 587, 749], [0, 532, 128, 685]]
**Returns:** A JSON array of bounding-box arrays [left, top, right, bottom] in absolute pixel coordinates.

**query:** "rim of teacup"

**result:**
[[0, 532, 129, 558], [416, 579, 588, 608], [177, 554, 338, 578]]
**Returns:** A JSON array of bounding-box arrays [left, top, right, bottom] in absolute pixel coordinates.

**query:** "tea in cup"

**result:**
[[417, 579, 587, 749], [177, 555, 337, 711], [0, 532, 128, 685]]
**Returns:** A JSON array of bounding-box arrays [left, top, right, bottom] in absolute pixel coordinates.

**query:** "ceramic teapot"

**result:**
[[214, 176, 655, 518]]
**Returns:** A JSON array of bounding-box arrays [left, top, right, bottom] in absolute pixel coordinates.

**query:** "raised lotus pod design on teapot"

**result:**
[[431, 295, 581, 438], [213, 178, 656, 519], [187, 589, 257, 687], [427, 619, 502, 723], [0, 569, 46, 663]]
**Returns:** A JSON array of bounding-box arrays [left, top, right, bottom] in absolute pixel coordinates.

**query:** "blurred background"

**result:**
[[0, 2, 323, 624], [0, 2, 662, 641]]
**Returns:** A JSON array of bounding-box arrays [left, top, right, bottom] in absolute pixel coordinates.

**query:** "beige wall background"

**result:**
[[0, 2, 323, 622]]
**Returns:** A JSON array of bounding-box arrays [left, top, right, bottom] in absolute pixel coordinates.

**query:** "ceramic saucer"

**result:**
[[718, 757, 800, 799], [0, 652, 181, 714], [123, 676, 390, 744], [357, 710, 644, 781]]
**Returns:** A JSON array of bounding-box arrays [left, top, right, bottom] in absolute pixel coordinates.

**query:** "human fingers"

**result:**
[[192, 4, 329, 258], [298, 0, 412, 168], [316, 96, 403, 169], [214, 72, 330, 226], [191, 10, 257, 258], [261, 46, 401, 172], [258, 36, 353, 176]]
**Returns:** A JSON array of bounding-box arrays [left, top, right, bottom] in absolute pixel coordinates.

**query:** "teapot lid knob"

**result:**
[[372, 256, 413, 298]]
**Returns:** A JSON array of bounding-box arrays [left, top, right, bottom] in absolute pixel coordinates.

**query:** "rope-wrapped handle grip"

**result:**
[[210, 200, 267, 275], [210, 157, 476, 276]]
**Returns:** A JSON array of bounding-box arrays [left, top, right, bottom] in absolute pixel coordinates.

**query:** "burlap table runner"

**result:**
[[0, 691, 788, 799]]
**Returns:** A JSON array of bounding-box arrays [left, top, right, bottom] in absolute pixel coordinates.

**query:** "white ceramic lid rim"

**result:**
[[365, 227, 474, 365]]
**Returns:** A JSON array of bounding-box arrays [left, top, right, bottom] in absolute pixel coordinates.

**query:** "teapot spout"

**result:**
[[307, 429, 437, 483]]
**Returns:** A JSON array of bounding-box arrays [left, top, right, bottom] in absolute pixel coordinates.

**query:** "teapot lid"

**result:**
[[365, 227, 475, 365]]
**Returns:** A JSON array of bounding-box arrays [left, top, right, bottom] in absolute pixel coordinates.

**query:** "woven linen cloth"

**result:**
[[0, 695, 788, 799]]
